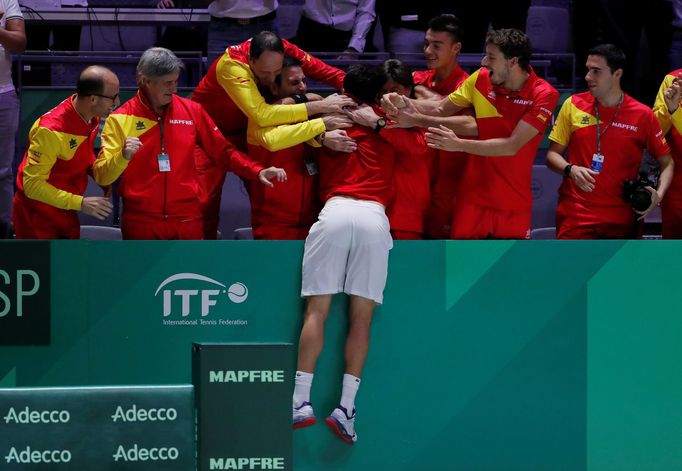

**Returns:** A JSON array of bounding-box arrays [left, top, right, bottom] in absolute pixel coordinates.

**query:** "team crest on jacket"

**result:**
[[136, 121, 146, 131], [581, 115, 590, 125], [69, 138, 77, 149]]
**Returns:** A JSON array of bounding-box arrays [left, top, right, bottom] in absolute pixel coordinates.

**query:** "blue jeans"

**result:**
[[0, 89, 19, 226]]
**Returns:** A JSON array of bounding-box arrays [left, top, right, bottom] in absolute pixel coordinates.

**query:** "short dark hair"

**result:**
[[427, 14, 463, 43], [380, 59, 413, 90], [485, 28, 532, 70], [249, 31, 284, 59], [588, 43, 626, 73], [76, 71, 105, 97], [343, 63, 384, 105], [274, 56, 303, 86]]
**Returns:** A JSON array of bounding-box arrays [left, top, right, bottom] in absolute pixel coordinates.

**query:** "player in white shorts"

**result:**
[[291, 63, 419, 445]]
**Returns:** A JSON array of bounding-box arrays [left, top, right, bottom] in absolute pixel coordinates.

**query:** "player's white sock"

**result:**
[[339, 373, 361, 412], [293, 371, 314, 407]]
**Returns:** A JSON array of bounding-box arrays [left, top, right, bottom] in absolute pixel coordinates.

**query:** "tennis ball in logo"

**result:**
[[227, 283, 248, 303]]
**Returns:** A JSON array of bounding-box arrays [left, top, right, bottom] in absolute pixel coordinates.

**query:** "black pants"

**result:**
[[291, 15, 352, 53]]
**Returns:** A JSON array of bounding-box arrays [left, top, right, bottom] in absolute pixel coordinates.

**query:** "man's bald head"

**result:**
[[76, 66, 119, 98], [74, 65, 121, 120]]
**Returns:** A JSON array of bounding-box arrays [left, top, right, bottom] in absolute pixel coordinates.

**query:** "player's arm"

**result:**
[[0, 7, 26, 53], [425, 84, 559, 155], [413, 85, 444, 100], [382, 74, 477, 131], [653, 72, 682, 135], [425, 119, 538, 155], [218, 59, 354, 128], [251, 113, 353, 152], [218, 59, 309, 127], [22, 126, 83, 210], [23, 126, 113, 218], [194, 106, 265, 181], [641, 112, 675, 216], [283, 39, 345, 89], [382, 93, 463, 118], [345, 0, 375, 53], [93, 115, 136, 186]]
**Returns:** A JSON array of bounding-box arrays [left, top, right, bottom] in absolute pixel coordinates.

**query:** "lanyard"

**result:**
[[595, 93, 623, 154], [158, 116, 166, 153]]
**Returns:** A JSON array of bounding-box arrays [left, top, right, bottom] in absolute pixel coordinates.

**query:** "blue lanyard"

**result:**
[[595, 93, 623, 154]]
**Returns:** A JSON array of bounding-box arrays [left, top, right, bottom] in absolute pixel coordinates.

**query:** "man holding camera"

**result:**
[[546, 44, 673, 239]]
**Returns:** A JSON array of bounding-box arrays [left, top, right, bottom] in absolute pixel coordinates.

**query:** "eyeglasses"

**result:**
[[92, 93, 119, 102]]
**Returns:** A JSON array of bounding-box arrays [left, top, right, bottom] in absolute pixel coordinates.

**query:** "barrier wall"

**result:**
[[1, 240, 681, 470]]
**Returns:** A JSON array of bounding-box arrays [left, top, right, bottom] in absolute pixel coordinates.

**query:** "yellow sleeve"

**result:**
[[22, 124, 83, 211], [217, 55, 309, 127], [93, 114, 131, 186], [448, 70, 478, 108], [653, 74, 676, 134], [248, 118, 326, 152], [548, 98, 573, 147]]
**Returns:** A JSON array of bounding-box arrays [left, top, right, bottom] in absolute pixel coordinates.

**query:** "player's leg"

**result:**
[[293, 294, 333, 429]]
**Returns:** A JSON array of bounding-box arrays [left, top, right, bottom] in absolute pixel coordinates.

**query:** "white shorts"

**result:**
[[301, 197, 393, 304]]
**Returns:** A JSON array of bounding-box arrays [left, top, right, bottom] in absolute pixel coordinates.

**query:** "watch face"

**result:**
[[377, 118, 387, 127]]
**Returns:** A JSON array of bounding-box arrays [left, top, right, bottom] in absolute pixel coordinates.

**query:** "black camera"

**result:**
[[623, 175, 656, 212]]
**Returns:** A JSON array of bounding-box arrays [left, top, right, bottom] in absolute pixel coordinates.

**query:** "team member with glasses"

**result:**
[[13, 65, 118, 239]]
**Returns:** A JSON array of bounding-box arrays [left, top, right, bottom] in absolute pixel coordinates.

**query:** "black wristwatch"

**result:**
[[292, 93, 309, 104], [374, 117, 387, 132], [563, 164, 573, 177]]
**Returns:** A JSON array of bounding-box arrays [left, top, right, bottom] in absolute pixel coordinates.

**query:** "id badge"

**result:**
[[304, 156, 318, 176], [158, 153, 171, 172], [590, 152, 604, 173]]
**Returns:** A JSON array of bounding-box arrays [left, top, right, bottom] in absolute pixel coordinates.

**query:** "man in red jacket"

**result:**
[[247, 57, 325, 240], [192, 31, 353, 238], [384, 29, 559, 240], [413, 14, 470, 239], [379, 59, 434, 240], [13, 66, 118, 239], [93, 47, 285, 240]]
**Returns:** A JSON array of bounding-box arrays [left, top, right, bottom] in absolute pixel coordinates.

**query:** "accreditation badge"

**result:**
[[590, 152, 604, 174], [158, 153, 171, 172]]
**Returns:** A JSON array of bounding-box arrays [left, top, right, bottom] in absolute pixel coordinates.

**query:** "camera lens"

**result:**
[[631, 189, 651, 212]]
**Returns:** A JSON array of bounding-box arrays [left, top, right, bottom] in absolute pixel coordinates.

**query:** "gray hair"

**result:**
[[136, 47, 184, 81]]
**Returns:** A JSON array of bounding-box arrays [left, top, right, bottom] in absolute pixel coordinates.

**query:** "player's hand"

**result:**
[[343, 104, 380, 129], [664, 78, 682, 115], [322, 129, 357, 153], [635, 186, 662, 220], [156, 0, 174, 8], [380, 92, 407, 116], [322, 113, 353, 131], [258, 166, 287, 187], [336, 48, 359, 61], [569, 165, 598, 192], [318, 93, 356, 113], [122, 137, 142, 160], [80, 196, 113, 220], [425, 125, 462, 151]]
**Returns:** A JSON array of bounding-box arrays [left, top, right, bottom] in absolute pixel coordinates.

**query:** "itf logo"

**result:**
[[155, 273, 249, 319]]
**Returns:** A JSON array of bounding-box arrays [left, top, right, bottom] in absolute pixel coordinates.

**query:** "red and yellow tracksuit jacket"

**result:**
[[93, 92, 263, 223], [13, 96, 100, 239]]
